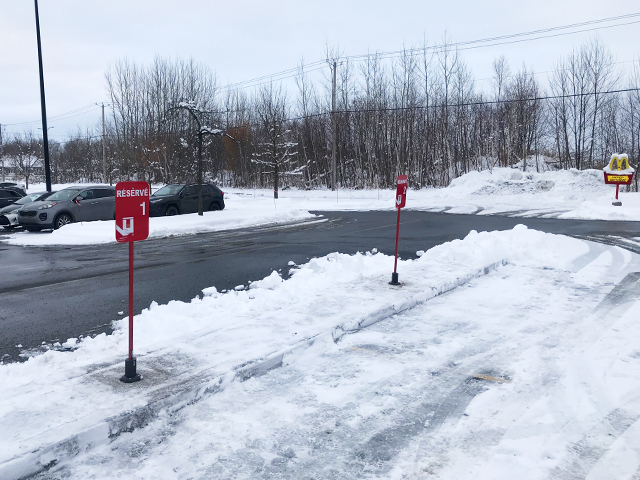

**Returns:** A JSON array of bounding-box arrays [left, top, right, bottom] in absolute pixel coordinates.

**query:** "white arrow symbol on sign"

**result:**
[[116, 217, 134, 236]]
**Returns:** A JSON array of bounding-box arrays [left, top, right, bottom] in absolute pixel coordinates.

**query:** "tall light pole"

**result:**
[[34, 0, 52, 192], [331, 61, 337, 191]]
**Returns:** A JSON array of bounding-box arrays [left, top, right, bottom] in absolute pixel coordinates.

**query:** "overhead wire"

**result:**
[[4, 13, 639, 129], [217, 12, 640, 93], [4, 104, 103, 127], [283, 87, 640, 122]]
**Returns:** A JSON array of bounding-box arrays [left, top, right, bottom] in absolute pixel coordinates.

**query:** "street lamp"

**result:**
[[33, 0, 52, 192], [164, 102, 224, 216]]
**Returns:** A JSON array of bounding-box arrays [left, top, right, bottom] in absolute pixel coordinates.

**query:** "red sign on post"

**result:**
[[395, 175, 407, 209], [391, 175, 408, 285], [115, 182, 150, 243], [115, 181, 149, 383]]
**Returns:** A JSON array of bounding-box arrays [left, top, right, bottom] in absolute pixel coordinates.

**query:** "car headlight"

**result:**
[[38, 203, 56, 210]]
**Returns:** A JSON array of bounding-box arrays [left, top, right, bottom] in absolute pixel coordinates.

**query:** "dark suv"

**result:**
[[149, 183, 225, 217], [0, 188, 26, 209]]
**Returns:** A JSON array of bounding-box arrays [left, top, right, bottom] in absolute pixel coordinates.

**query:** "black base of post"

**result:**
[[612, 201, 622, 206], [120, 357, 142, 383], [389, 272, 400, 285]]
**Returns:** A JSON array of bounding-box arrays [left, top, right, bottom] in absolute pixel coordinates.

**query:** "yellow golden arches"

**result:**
[[609, 155, 619, 170], [609, 154, 630, 171], [621, 154, 630, 170]]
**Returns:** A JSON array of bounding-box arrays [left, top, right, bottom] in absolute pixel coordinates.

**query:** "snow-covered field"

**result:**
[[2, 226, 640, 479], [4, 166, 639, 247], [222, 166, 640, 221]]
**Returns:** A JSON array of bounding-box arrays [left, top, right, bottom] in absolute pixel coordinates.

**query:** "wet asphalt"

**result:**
[[1, 210, 639, 361]]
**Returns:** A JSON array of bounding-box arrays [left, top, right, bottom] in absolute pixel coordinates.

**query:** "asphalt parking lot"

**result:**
[[1, 211, 639, 361]]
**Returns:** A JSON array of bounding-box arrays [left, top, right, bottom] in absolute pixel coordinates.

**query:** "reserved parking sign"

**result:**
[[116, 181, 150, 383], [395, 175, 407, 209], [115, 182, 149, 243]]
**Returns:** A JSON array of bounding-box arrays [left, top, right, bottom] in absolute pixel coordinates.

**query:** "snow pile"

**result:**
[[415, 167, 640, 220], [0, 226, 590, 471], [603, 165, 635, 175], [3, 199, 316, 246], [222, 166, 640, 221]]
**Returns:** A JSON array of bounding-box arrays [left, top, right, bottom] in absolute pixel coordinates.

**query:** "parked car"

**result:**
[[0, 191, 56, 229], [0, 182, 27, 195], [0, 187, 26, 209], [18, 185, 116, 231], [149, 183, 224, 217]]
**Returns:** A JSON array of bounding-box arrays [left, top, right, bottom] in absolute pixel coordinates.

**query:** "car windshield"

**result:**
[[153, 185, 183, 196], [14, 193, 46, 205], [46, 189, 82, 201]]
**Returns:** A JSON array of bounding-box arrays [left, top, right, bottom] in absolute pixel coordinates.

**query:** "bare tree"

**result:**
[[252, 84, 299, 198], [6, 133, 42, 188]]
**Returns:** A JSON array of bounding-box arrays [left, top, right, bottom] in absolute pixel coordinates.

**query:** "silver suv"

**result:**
[[18, 186, 116, 231]]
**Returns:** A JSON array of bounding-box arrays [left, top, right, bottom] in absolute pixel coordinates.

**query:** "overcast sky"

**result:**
[[1, 0, 639, 142]]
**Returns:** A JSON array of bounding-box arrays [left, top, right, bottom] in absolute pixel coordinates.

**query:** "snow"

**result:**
[[3, 193, 317, 246], [222, 167, 640, 222], [603, 165, 635, 175], [2, 226, 640, 478], [5, 168, 639, 247]]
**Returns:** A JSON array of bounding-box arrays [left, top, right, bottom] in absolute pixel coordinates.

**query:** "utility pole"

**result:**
[[331, 61, 337, 191], [101, 103, 107, 184], [34, 0, 52, 192]]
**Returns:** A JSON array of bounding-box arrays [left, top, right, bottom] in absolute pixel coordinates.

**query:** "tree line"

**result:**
[[2, 38, 639, 192]]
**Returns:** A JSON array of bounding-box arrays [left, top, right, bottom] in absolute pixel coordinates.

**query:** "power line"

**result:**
[[218, 12, 640, 93], [474, 59, 638, 84], [342, 13, 640, 62], [455, 19, 640, 53], [284, 87, 640, 122], [4, 13, 639, 130], [4, 103, 105, 127], [35, 87, 640, 136]]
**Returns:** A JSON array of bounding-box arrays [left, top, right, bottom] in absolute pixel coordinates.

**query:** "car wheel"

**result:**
[[54, 213, 73, 229], [165, 205, 179, 216], [208, 201, 221, 211]]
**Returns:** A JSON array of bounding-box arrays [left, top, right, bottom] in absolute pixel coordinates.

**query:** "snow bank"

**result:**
[[408, 167, 640, 220], [220, 166, 640, 221], [0, 226, 589, 474], [70, 241, 639, 479], [4, 200, 316, 246]]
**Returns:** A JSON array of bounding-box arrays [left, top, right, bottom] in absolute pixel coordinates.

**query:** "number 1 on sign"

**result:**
[[140, 202, 145, 215]]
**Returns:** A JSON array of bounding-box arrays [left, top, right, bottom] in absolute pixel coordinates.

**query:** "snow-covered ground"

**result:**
[[4, 167, 639, 247], [3, 200, 316, 246], [222, 167, 640, 221], [2, 226, 640, 479]]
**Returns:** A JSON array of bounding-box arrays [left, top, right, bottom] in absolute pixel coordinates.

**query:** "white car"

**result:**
[[0, 191, 55, 229]]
